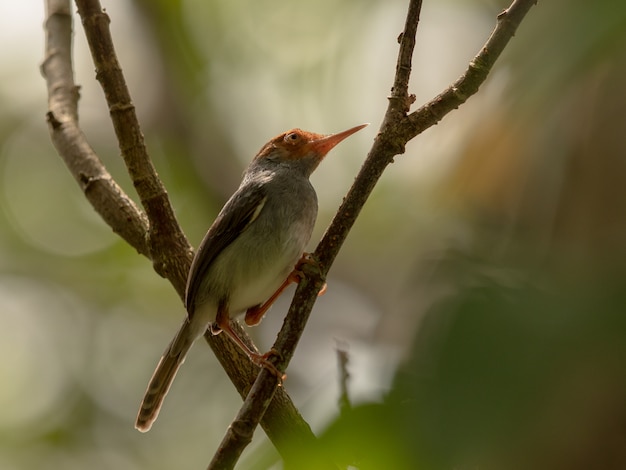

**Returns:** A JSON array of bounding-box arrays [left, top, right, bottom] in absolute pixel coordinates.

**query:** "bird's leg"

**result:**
[[244, 270, 301, 326], [215, 302, 284, 380], [244, 253, 327, 327]]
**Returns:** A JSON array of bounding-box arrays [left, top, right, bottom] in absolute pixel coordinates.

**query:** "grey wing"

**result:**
[[185, 182, 268, 316]]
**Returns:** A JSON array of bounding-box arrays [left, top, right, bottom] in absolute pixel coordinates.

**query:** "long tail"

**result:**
[[135, 320, 196, 432]]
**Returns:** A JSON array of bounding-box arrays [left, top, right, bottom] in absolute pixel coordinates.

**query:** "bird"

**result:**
[[135, 123, 368, 432]]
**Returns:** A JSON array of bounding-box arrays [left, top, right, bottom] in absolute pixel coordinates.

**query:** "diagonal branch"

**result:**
[[42, 0, 149, 255], [74, 0, 192, 296], [209, 0, 538, 468], [43, 0, 321, 462]]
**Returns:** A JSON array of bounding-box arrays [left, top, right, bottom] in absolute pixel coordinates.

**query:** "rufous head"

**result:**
[[253, 124, 368, 176]]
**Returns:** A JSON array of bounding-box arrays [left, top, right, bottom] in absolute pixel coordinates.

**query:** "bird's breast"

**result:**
[[207, 176, 318, 314], [230, 183, 317, 311]]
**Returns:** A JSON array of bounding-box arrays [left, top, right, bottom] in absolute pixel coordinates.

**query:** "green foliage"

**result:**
[[318, 276, 626, 469]]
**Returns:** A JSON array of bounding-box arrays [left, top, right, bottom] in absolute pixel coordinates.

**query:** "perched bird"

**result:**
[[135, 123, 368, 432]]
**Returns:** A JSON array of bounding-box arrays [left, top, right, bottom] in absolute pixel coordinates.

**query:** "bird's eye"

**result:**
[[284, 132, 300, 144]]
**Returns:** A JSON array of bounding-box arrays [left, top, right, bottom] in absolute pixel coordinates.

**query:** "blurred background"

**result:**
[[1, 0, 626, 468]]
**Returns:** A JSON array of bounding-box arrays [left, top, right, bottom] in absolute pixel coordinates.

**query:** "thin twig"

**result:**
[[387, 0, 423, 122], [210, 0, 538, 468], [337, 345, 351, 415]]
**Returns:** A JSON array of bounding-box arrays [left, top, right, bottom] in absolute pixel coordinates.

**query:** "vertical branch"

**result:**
[[387, 0, 423, 121], [337, 346, 352, 415]]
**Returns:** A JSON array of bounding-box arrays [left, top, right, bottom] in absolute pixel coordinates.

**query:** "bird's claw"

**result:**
[[294, 253, 327, 296], [251, 348, 286, 383]]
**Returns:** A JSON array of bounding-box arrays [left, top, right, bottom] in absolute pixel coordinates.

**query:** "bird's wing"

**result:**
[[185, 181, 268, 314]]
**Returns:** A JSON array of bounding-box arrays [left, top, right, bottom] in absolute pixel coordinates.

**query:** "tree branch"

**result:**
[[387, 0, 422, 122], [402, 0, 538, 140], [42, 0, 149, 255], [43, 0, 321, 463], [210, 0, 538, 468], [74, 0, 193, 296]]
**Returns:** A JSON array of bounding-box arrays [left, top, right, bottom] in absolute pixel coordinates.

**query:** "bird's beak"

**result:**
[[308, 123, 369, 156]]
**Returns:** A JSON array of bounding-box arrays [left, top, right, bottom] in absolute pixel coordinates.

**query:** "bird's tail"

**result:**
[[135, 320, 195, 432]]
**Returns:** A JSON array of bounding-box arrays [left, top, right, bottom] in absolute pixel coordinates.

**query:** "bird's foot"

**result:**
[[251, 348, 286, 383], [294, 253, 327, 296]]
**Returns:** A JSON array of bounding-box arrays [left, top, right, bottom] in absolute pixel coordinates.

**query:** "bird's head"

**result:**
[[252, 124, 368, 176]]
